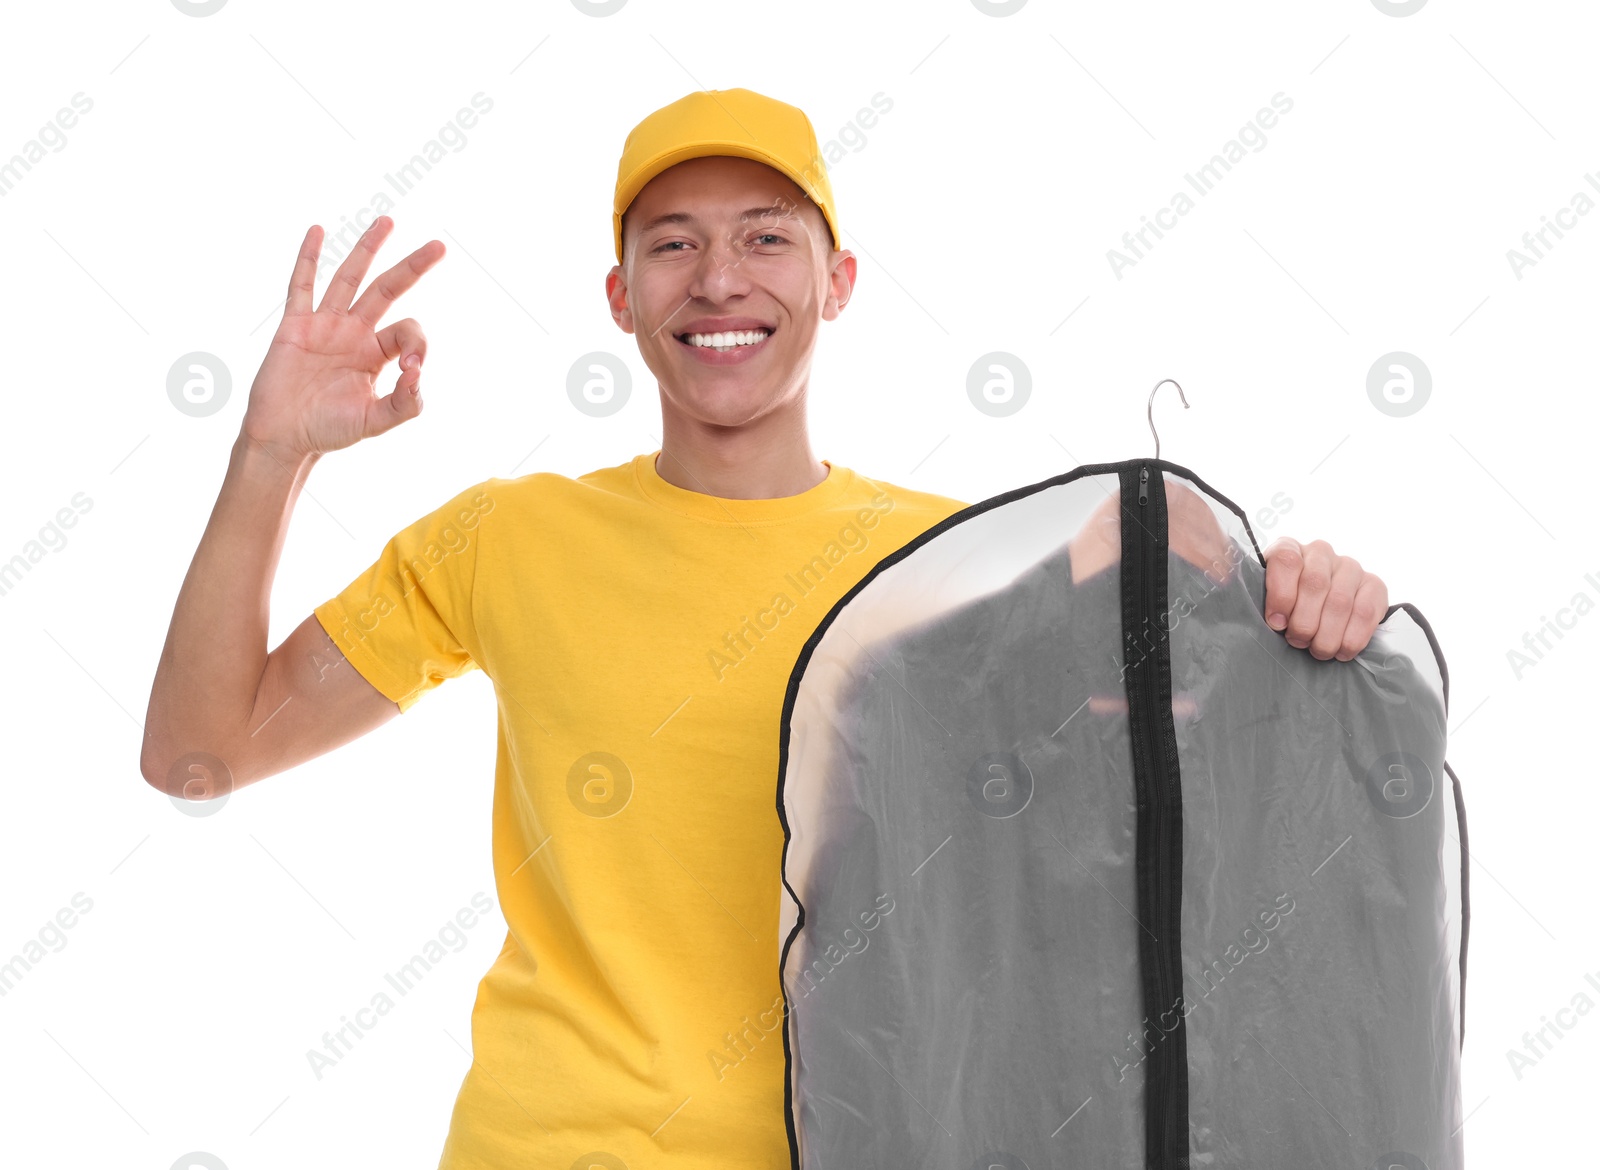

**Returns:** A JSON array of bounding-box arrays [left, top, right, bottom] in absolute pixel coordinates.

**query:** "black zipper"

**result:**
[[1127, 462, 1189, 1170]]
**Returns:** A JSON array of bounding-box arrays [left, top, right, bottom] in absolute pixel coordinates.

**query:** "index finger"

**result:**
[[1262, 537, 1304, 630], [349, 238, 447, 327], [285, 224, 325, 316]]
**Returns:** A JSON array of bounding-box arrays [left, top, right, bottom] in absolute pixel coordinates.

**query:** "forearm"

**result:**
[[140, 430, 318, 785]]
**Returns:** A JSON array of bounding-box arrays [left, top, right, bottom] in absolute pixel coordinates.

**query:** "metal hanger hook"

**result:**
[[1147, 378, 1190, 460]]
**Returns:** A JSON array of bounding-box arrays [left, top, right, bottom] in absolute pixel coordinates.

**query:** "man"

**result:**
[[140, 88, 1388, 1169]]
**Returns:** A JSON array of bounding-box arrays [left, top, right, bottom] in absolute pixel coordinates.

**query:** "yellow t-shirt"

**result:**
[[313, 450, 970, 1168]]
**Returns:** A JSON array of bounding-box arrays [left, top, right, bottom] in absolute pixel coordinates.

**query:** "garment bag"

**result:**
[[775, 458, 1467, 1170]]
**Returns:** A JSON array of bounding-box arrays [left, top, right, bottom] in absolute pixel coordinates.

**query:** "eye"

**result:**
[[653, 240, 688, 253], [753, 233, 788, 246]]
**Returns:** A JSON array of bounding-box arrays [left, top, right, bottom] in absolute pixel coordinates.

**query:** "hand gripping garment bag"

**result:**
[[774, 458, 1468, 1170]]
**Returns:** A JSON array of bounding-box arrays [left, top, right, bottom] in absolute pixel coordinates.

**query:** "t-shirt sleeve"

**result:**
[[312, 480, 496, 713]]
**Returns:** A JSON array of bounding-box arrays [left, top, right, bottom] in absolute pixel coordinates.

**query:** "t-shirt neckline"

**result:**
[[632, 449, 855, 523]]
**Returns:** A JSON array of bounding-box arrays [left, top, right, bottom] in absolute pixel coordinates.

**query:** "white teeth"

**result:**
[[683, 329, 771, 349]]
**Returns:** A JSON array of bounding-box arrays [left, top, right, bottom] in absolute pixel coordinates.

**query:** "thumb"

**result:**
[[365, 355, 425, 438]]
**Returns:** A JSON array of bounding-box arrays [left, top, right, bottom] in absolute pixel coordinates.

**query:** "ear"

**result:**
[[821, 250, 857, 322], [605, 265, 635, 334]]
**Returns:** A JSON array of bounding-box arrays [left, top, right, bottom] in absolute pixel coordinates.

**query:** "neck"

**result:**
[[654, 401, 825, 500]]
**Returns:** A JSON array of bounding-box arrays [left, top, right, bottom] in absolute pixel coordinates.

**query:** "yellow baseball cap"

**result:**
[[612, 87, 843, 264]]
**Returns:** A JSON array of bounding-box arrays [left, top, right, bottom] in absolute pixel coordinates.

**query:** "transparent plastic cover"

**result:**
[[776, 463, 1463, 1170]]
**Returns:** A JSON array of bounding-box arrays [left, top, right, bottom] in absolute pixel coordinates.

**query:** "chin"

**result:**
[[671, 386, 777, 427]]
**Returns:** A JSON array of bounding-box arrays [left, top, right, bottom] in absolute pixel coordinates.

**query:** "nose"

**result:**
[[687, 227, 754, 301]]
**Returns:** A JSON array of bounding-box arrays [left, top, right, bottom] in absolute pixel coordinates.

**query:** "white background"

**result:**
[[0, 0, 1590, 1166]]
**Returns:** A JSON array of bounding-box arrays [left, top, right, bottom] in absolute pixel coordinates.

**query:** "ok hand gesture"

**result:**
[[242, 216, 444, 464]]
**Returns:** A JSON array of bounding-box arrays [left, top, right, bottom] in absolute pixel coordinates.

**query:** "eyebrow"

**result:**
[[636, 205, 802, 236]]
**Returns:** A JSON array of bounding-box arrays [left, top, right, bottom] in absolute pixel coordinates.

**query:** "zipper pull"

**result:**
[[1138, 465, 1149, 506]]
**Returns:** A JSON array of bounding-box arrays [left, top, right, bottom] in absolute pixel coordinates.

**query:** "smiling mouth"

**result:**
[[674, 327, 775, 353]]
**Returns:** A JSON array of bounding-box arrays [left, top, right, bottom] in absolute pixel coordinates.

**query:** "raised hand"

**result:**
[[1261, 536, 1388, 662], [241, 216, 444, 464]]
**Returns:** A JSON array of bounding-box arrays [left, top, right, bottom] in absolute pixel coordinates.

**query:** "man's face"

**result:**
[[606, 155, 855, 429]]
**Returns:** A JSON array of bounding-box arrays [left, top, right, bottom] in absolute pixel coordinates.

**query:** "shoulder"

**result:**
[[459, 456, 636, 517], [842, 467, 972, 538]]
